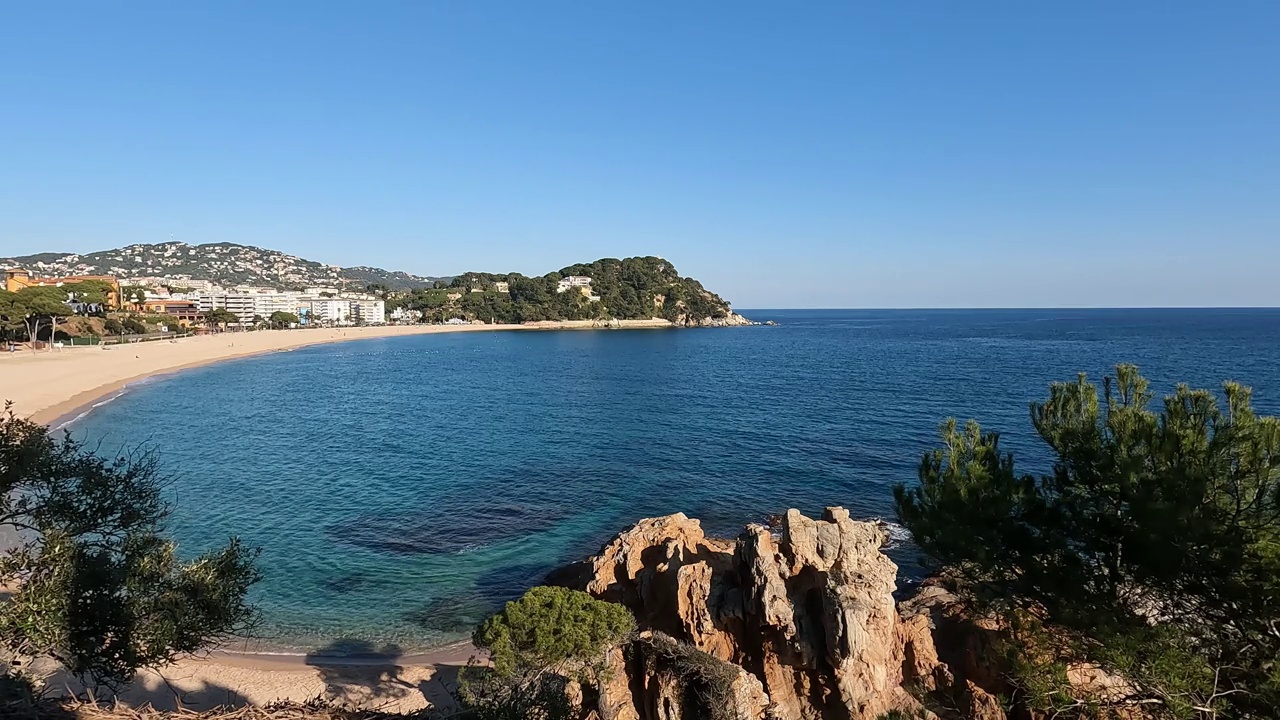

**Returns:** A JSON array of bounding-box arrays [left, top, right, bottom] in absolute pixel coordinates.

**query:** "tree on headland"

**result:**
[[463, 586, 635, 720], [894, 365, 1280, 717], [0, 405, 260, 691]]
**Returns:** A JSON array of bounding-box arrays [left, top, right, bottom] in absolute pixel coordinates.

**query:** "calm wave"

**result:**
[[70, 309, 1280, 653]]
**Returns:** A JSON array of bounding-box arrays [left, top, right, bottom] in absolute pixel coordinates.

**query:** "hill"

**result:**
[[0, 242, 447, 290], [394, 255, 746, 326]]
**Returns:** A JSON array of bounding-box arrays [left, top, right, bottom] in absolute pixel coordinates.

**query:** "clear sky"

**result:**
[[2, 2, 1277, 308]]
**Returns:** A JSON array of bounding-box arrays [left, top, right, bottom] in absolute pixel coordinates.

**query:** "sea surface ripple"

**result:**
[[71, 309, 1280, 653]]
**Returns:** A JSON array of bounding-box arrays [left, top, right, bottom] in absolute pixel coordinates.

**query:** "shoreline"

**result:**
[[3, 319, 674, 712], [3, 316, 732, 711], [1, 319, 681, 427]]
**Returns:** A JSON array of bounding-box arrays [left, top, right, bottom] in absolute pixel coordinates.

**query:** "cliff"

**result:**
[[549, 508, 1039, 720]]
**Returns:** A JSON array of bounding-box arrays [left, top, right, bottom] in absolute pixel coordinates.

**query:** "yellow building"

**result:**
[[4, 268, 122, 309]]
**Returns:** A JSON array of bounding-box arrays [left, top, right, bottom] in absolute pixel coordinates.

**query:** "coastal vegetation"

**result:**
[[2, 281, 122, 345], [388, 256, 735, 324], [6, 364, 1280, 720], [462, 586, 634, 720], [0, 407, 261, 691], [895, 365, 1280, 718]]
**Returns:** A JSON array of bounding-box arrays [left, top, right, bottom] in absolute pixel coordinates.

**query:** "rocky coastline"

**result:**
[[543, 507, 1084, 720]]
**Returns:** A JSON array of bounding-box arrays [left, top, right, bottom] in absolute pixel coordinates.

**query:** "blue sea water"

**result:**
[[69, 309, 1280, 654]]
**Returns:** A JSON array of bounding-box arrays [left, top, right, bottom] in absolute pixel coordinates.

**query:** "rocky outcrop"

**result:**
[[556, 508, 922, 720], [553, 508, 1166, 720], [677, 312, 754, 327]]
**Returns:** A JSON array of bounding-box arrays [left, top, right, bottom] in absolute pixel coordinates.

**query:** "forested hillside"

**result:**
[[388, 256, 737, 324]]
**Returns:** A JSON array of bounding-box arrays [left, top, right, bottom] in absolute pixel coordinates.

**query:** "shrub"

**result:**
[[0, 405, 260, 690], [463, 586, 634, 720], [473, 585, 634, 678], [894, 365, 1280, 717]]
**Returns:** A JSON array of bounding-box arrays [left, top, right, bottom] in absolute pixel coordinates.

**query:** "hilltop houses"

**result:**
[[556, 275, 592, 293]]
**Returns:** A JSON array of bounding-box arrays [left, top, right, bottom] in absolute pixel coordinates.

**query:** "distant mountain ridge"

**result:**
[[0, 242, 448, 290]]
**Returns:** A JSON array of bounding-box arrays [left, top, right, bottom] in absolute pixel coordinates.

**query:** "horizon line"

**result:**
[[735, 306, 1280, 311]]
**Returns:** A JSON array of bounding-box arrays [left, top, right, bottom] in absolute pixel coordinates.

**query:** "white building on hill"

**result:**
[[556, 276, 592, 293]]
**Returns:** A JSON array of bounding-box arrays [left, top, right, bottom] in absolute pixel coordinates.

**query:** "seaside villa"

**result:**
[[556, 275, 593, 293]]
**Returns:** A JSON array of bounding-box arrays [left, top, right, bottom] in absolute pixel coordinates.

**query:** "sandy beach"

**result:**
[[0, 320, 675, 426], [32, 644, 477, 713], [0, 319, 673, 711]]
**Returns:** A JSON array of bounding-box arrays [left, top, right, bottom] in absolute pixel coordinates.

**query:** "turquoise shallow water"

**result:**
[[69, 309, 1280, 654]]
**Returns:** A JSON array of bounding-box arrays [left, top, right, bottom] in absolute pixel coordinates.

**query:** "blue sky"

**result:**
[[2, 2, 1277, 308]]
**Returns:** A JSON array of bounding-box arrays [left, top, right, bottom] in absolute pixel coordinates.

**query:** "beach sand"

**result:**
[[0, 320, 674, 425], [32, 644, 476, 713], [0, 319, 672, 711]]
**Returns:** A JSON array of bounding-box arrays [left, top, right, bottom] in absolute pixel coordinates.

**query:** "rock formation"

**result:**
[[680, 312, 755, 327], [555, 508, 935, 720]]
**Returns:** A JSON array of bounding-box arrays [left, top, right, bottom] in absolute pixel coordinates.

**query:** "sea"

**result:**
[[68, 308, 1280, 656]]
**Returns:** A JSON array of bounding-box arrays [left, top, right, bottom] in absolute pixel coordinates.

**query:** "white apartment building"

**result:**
[[308, 298, 351, 325], [197, 294, 258, 326], [197, 292, 309, 325], [253, 294, 306, 318], [350, 299, 386, 324]]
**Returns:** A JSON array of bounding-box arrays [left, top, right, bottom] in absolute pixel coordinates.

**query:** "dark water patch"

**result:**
[[331, 500, 569, 555], [319, 572, 377, 595], [475, 563, 555, 602], [67, 309, 1280, 651], [403, 594, 494, 635]]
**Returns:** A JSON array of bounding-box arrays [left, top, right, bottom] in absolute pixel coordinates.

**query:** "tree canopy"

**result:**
[[204, 308, 240, 329], [267, 311, 300, 328], [389, 256, 732, 324], [463, 586, 635, 720], [0, 287, 73, 347], [894, 365, 1280, 717], [0, 407, 260, 690]]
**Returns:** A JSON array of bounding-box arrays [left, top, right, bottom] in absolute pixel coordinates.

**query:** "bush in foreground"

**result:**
[[895, 365, 1280, 717], [463, 586, 634, 720], [0, 406, 261, 691]]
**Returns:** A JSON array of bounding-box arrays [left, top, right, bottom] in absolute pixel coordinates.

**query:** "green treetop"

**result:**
[[0, 407, 260, 690], [464, 586, 635, 720], [894, 364, 1280, 718]]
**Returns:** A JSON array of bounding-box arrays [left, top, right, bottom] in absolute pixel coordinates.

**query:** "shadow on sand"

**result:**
[[304, 639, 464, 716]]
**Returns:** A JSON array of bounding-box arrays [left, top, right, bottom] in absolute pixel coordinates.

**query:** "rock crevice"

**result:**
[[557, 507, 939, 720]]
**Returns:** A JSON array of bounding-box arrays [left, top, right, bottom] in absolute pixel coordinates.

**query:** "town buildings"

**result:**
[[350, 299, 386, 324], [307, 298, 351, 325]]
